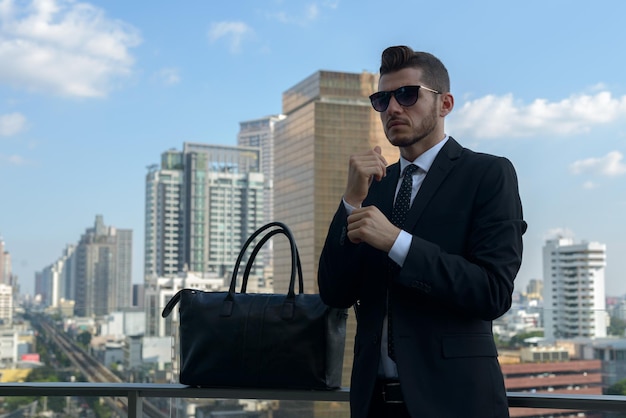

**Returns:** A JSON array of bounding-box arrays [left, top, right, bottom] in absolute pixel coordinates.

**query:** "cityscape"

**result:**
[[2, 69, 626, 418], [1, 1, 626, 417]]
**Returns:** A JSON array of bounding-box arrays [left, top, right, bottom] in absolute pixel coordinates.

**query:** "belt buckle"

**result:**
[[382, 382, 403, 404]]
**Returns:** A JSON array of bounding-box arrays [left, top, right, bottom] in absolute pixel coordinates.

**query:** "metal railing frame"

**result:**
[[1, 383, 626, 417]]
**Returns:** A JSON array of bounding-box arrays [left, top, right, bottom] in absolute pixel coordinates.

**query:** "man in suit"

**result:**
[[318, 45, 527, 417]]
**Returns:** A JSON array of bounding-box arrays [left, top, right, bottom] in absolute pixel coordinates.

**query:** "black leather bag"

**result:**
[[162, 221, 347, 390]]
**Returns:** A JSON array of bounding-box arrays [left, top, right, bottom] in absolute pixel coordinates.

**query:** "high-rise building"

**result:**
[[0, 283, 13, 325], [238, 115, 286, 272], [542, 238, 607, 341], [273, 70, 396, 292], [525, 278, 543, 301], [144, 143, 265, 284], [0, 237, 12, 285], [273, 70, 397, 401], [74, 215, 132, 317], [38, 244, 76, 308], [182, 142, 264, 278], [144, 150, 184, 282]]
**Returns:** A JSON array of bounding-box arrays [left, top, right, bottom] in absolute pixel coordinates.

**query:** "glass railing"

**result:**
[[2, 303, 626, 416], [1, 382, 626, 418]]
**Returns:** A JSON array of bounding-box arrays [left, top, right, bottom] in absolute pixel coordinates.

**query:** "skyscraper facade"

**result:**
[[38, 244, 76, 308], [144, 150, 184, 282], [144, 143, 265, 283], [238, 115, 286, 272], [182, 142, 264, 279], [0, 237, 12, 285], [273, 70, 397, 293], [0, 283, 12, 325], [542, 238, 607, 341], [74, 215, 133, 316], [273, 70, 398, 397]]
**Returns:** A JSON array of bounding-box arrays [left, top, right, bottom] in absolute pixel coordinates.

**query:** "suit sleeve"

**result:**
[[317, 202, 365, 309], [397, 156, 527, 320]]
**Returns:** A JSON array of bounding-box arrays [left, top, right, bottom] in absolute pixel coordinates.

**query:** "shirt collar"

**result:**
[[399, 135, 449, 174]]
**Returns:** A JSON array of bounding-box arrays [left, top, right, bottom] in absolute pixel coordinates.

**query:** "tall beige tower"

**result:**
[[273, 70, 396, 413], [274, 70, 396, 292]]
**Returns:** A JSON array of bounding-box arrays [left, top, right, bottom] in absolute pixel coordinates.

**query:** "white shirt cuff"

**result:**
[[389, 230, 411, 267], [342, 197, 358, 215]]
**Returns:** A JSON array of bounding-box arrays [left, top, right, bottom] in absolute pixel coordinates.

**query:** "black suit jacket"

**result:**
[[318, 138, 527, 418]]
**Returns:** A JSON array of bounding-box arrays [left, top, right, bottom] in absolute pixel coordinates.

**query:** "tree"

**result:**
[[608, 317, 626, 337], [77, 330, 92, 348], [507, 330, 544, 349], [607, 378, 626, 395]]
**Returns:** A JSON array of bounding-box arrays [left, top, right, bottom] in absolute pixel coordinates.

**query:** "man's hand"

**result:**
[[344, 146, 388, 207], [347, 206, 401, 252]]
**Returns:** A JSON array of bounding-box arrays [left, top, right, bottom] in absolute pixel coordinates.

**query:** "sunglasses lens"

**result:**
[[395, 86, 420, 107], [369, 86, 421, 112], [370, 92, 390, 112]]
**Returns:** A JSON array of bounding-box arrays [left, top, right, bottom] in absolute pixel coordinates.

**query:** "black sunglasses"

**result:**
[[369, 85, 440, 112]]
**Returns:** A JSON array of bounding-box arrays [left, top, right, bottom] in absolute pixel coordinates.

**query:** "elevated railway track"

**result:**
[[34, 315, 168, 418]]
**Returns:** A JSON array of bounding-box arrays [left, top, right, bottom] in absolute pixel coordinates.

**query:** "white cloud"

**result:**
[[0, 0, 141, 97], [449, 91, 626, 139], [0, 153, 27, 166], [153, 67, 180, 86], [208, 21, 254, 53], [0, 112, 26, 136], [266, 2, 335, 26], [582, 181, 597, 190], [305, 4, 319, 20], [570, 151, 626, 177]]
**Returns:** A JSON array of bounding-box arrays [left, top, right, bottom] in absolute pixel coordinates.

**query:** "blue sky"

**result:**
[[1, 0, 625, 297]]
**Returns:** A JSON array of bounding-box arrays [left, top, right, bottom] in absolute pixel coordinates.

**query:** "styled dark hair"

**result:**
[[379, 45, 450, 93]]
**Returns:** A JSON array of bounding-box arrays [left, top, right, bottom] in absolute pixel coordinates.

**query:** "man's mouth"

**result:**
[[387, 119, 406, 129]]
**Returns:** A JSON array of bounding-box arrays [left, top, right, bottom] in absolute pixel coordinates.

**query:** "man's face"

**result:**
[[378, 67, 441, 150]]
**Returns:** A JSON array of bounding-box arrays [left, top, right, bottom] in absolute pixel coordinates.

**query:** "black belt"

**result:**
[[375, 379, 404, 404]]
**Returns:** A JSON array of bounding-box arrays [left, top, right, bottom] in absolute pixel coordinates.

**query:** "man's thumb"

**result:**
[[374, 146, 382, 155]]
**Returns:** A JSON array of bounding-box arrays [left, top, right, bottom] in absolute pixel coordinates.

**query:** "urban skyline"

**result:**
[[1, 1, 625, 297], [8, 60, 623, 313]]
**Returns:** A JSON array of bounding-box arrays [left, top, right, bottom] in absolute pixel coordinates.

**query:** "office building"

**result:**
[[37, 244, 75, 309], [238, 115, 286, 272], [272, 70, 397, 408], [182, 142, 264, 278], [525, 278, 543, 301], [0, 237, 12, 285], [0, 283, 13, 325], [543, 238, 607, 341], [132, 283, 145, 308], [503, 359, 603, 417], [144, 144, 265, 283], [273, 70, 396, 293], [144, 150, 185, 282], [74, 215, 132, 317]]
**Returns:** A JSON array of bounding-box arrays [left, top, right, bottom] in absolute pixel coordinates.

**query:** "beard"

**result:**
[[386, 104, 438, 148]]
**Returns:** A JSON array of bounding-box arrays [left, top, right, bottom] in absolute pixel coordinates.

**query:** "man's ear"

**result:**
[[440, 92, 454, 117]]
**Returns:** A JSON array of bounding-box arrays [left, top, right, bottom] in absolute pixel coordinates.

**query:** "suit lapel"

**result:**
[[369, 162, 400, 217], [403, 137, 463, 231]]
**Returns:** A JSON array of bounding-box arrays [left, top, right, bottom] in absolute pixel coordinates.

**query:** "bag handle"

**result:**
[[228, 222, 303, 296], [161, 291, 180, 318], [240, 228, 303, 294], [162, 222, 303, 319]]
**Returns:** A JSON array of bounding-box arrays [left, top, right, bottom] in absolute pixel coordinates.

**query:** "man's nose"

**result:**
[[386, 94, 403, 113]]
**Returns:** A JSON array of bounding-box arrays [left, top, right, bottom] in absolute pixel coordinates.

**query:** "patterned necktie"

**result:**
[[391, 164, 418, 228], [388, 164, 418, 361]]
